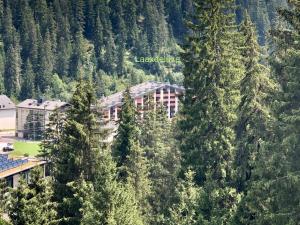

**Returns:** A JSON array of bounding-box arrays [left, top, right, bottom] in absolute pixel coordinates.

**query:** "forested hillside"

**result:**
[[2, 0, 300, 225], [0, 0, 287, 102]]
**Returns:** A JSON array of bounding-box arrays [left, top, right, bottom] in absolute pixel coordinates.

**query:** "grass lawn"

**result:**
[[10, 141, 41, 157]]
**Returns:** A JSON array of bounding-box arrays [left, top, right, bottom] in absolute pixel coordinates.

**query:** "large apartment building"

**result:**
[[16, 99, 69, 139], [0, 95, 16, 131], [99, 81, 185, 122]]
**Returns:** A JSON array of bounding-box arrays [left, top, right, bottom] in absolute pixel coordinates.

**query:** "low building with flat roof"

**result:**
[[0, 95, 16, 131], [0, 154, 46, 188]]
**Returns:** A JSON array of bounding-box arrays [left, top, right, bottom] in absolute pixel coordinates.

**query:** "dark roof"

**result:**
[[17, 99, 69, 110], [99, 81, 185, 109], [0, 95, 16, 110]]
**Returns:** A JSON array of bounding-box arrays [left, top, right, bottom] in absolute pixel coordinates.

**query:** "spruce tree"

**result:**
[[4, 43, 21, 97], [36, 30, 53, 92], [113, 88, 151, 223], [234, 11, 277, 193], [80, 151, 144, 225], [7, 168, 56, 225], [167, 170, 202, 225], [140, 102, 180, 224], [43, 78, 101, 224], [178, 0, 244, 223], [20, 59, 35, 100], [113, 88, 139, 169], [0, 39, 5, 94], [240, 2, 300, 224]]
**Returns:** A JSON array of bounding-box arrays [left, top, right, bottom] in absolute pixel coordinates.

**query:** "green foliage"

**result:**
[[0, 178, 8, 214], [42, 78, 103, 224], [167, 170, 202, 225], [112, 88, 151, 223], [140, 103, 180, 224], [233, 2, 300, 224], [80, 151, 144, 225], [7, 168, 57, 225], [178, 0, 244, 223], [234, 11, 277, 193], [0, 0, 189, 99]]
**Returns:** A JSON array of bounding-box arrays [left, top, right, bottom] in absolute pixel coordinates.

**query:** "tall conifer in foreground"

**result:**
[[234, 12, 277, 193], [43, 78, 101, 225], [178, 0, 244, 223], [8, 168, 56, 225], [232, 12, 278, 225], [79, 151, 144, 225], [140, 102, 180, 224], [240, 2, 300, 224], [112, 88, 151, 223]]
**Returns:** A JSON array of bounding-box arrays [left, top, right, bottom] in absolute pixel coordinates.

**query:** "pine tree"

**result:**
[[4, 43, 21, 97], [19, 0, 38, 63], [2, 5, 14, 51], [69, 30, 84, 78], [167, 170, 202, 225], [239, 2, 300, 224], [93, 15, 103, 70], [113, 88, 139, 169], [20, 59, 35, 100], [80, 150, 144, 225], [7, 168, 57, 225], [36, 30, 53, 92], [0, 178, 7, 214], [0, 39, 5, 94], [112, 88, 151, 222], [234, 11, 277, 193], [55, 14, 72, 77], [140, 102, 180, 224], [44, 78, 101, 224], [178, 0, 244, 223]]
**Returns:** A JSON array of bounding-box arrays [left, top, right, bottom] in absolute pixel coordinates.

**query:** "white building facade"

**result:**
[[0, 95, 16, 131]]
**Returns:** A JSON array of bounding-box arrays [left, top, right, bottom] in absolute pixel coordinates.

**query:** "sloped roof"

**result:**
[[17, 99, 69, 111], [99, 81, 184, 109], [0, 95, 16, 110]]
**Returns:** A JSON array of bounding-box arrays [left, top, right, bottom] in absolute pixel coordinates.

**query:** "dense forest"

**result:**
[[2, 0, 300, 224], [0, 0, 288, 102]]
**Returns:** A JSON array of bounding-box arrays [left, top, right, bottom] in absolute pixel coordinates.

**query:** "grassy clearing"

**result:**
[[10, 141, 41, 157]]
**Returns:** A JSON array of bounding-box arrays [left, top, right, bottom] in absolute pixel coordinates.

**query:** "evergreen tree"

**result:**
[[140, 102, 180, 224], [36, 30, 53, 92], [0, 40, 5, 94], [239, 2, 300, 224], [7, 168, 57, 225], [69, 30, 84, 78], [178, 0, 244, 223], [2, 5, 14, 51], [44, 78, 101, 224], [234, 11, 277, 193], [4, 43, 21, 97], [167, 170, 202, 225], [19, 0, 38, 63], [113, 88, 139, 169], [0, 178, 7, 214], [20, 59, 35, 100], [112, 88, 151, 222], [80, 150, 144, 225]]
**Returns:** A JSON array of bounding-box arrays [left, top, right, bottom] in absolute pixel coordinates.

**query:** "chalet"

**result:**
[[0, 95, 16, 131], [16, 99, 69, 139], [99, 81, 185, 122]]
